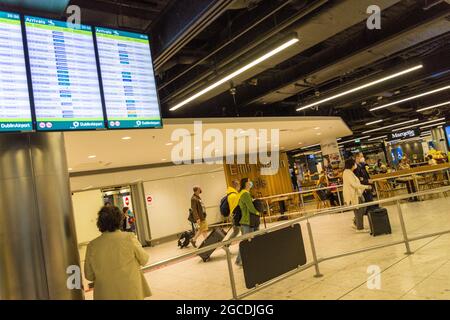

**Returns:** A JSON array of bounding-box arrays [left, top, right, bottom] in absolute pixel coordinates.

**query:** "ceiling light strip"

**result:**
[[367, 135, 387, 141], [391, 117, 446, 132], [370, 85, 450, 111], [363, 118, 419, 134], [296, 64, 423, 111], [170, 37, 299, 111], [417, 100, 450, 112], [365, 119, 383, 126], [338, 136, 371, 145], [420, 121, 447, 130]]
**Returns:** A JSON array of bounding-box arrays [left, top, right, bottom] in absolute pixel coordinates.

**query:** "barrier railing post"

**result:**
[[306, 219, 323, 278], [336, 188, 343, 213], [223, 246, 238, 299], [396, 200, 412, 255]]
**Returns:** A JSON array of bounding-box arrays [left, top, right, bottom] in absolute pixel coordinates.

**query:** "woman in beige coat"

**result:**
[[342, 158, 371, 232], [85, 205, 151, 300]]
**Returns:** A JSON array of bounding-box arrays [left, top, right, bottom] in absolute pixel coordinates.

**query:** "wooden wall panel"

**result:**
[[223, 153, 293, 198]]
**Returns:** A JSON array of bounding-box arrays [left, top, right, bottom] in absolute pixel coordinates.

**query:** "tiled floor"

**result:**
[[85, 195, 450, 300]]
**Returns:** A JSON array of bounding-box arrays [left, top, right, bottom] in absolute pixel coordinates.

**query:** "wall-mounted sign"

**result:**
[[146, 194, 153, 206], [388, 129, 419, 141]]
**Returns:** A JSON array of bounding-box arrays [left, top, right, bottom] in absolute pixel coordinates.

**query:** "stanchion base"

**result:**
[[314, 274, 324, 278]]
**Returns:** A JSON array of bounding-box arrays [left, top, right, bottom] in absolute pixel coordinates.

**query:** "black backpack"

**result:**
[[219, 192, 235, 217]]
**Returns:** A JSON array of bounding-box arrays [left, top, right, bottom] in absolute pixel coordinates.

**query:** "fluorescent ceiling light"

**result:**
[[170, 37, 299, 111], [301, 143, 320, 149], [420, 131, 431, 136], [417, 100, 450, 112], [366, 119, 383, 126], [88, 155, 96, 159], [370, 85, 450, 111], [420, 121, 446, 130], [338, 136, 370, 145], [363, 118, 419, 134], [122, 136, 131, 140], [368, 135, 387, 141], [392, 117, 446, 132], [296, 64, 423, 111]]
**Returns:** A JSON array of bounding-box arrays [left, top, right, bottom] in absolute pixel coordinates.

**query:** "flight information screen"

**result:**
[[0, 11, 33, 132], [25, 16, 105, 131], [96, 27, 162, 129]]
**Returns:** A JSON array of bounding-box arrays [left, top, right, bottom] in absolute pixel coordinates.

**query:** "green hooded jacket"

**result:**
[[238, 189, 259, 226]]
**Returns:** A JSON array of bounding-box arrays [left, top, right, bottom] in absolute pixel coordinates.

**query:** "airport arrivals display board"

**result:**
[[96, 27, 162, 129], [25, 16, 105, 131], [0, 11, 33, 132]]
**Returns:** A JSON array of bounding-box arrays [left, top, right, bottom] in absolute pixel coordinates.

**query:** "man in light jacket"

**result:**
[[190, 186, 208, 247]]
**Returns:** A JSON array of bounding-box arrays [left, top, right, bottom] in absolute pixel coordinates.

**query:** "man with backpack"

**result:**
[[220, 180, 241, 240]]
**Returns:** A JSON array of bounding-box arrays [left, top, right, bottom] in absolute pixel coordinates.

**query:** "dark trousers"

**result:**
[[406, 180, 419, 201]]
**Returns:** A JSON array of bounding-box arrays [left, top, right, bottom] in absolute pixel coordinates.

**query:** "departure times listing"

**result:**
[[96, 27, 162, 129], [0, 11, 33, 132], [25, 16, 105, 131]]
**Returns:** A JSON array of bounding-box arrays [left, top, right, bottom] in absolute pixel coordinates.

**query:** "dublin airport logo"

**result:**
[[169, 121, 280, 175]]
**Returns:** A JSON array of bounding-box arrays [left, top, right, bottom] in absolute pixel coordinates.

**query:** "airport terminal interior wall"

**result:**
[[223, 153, 293, 198], [70, 164, 227, 242]]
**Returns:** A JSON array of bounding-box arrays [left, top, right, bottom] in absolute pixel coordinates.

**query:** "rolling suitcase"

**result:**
[[368, 207, 392, 236], [198, 227, 227, 262]]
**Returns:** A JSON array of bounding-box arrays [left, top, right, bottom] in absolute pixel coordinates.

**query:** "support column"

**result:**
[[431, 127, 448, 154], [0, 132, 83, 300]]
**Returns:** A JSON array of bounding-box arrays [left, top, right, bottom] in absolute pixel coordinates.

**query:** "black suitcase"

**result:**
[[368, 207, 392, 236], [198, 227, 227, 262]]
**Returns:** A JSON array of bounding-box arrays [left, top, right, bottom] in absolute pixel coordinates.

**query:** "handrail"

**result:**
[[370, 166, 449, 182], [257, 184, 343, 201], [141, 185, 450, 272]]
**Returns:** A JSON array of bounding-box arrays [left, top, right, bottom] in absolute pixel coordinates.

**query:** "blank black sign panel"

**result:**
[[240, 224, 307, 289]]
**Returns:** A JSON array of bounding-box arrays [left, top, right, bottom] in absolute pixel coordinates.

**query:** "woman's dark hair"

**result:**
[[240, 178, 249, 191], [122, 206, 129, 214], [97, 205, 123, 232], [345, 158, 356, 170]]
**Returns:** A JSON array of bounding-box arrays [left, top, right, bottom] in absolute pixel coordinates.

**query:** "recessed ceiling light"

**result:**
[[161, 158, 167, 161], [165, 142, 173, 146], [122, 136, 131, 140], [88, 155, 96, 159], [314, 127, 320, 130], [68, 168, 73, 171], [298, 142, 303, 145], [296, 64, 423, 111], [316, 133, 322, 135]]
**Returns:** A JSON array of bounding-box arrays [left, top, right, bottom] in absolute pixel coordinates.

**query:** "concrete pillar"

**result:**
[[431, 127, 448, 154], [0, 133, 83, 300]]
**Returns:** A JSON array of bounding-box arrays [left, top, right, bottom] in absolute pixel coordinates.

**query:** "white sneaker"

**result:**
[[356, 229, 370, 233]]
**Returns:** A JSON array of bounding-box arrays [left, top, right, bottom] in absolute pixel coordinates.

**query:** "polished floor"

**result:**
[[85, 193, 450, 300]]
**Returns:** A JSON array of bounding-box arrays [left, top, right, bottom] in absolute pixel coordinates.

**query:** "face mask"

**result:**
[[248, 181, 254, 189]]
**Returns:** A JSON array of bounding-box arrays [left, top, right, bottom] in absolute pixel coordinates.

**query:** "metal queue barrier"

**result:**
[[141, 186, 450, 300], [371, 166, 450, 201]]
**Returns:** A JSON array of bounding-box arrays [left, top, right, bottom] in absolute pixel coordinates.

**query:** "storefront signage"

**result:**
[[388, 129, 419, 141]]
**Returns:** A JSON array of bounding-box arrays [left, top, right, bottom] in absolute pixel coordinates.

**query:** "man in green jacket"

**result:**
[[235, 178, 260, 266]]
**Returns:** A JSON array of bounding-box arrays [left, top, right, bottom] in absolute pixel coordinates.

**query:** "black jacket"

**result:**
[[353, 163, 370, 185]]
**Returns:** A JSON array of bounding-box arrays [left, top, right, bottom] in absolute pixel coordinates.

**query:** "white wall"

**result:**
[[70, 164, 227, 240], [72, 189, 104, 244], [144, 169, 226, 239]]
